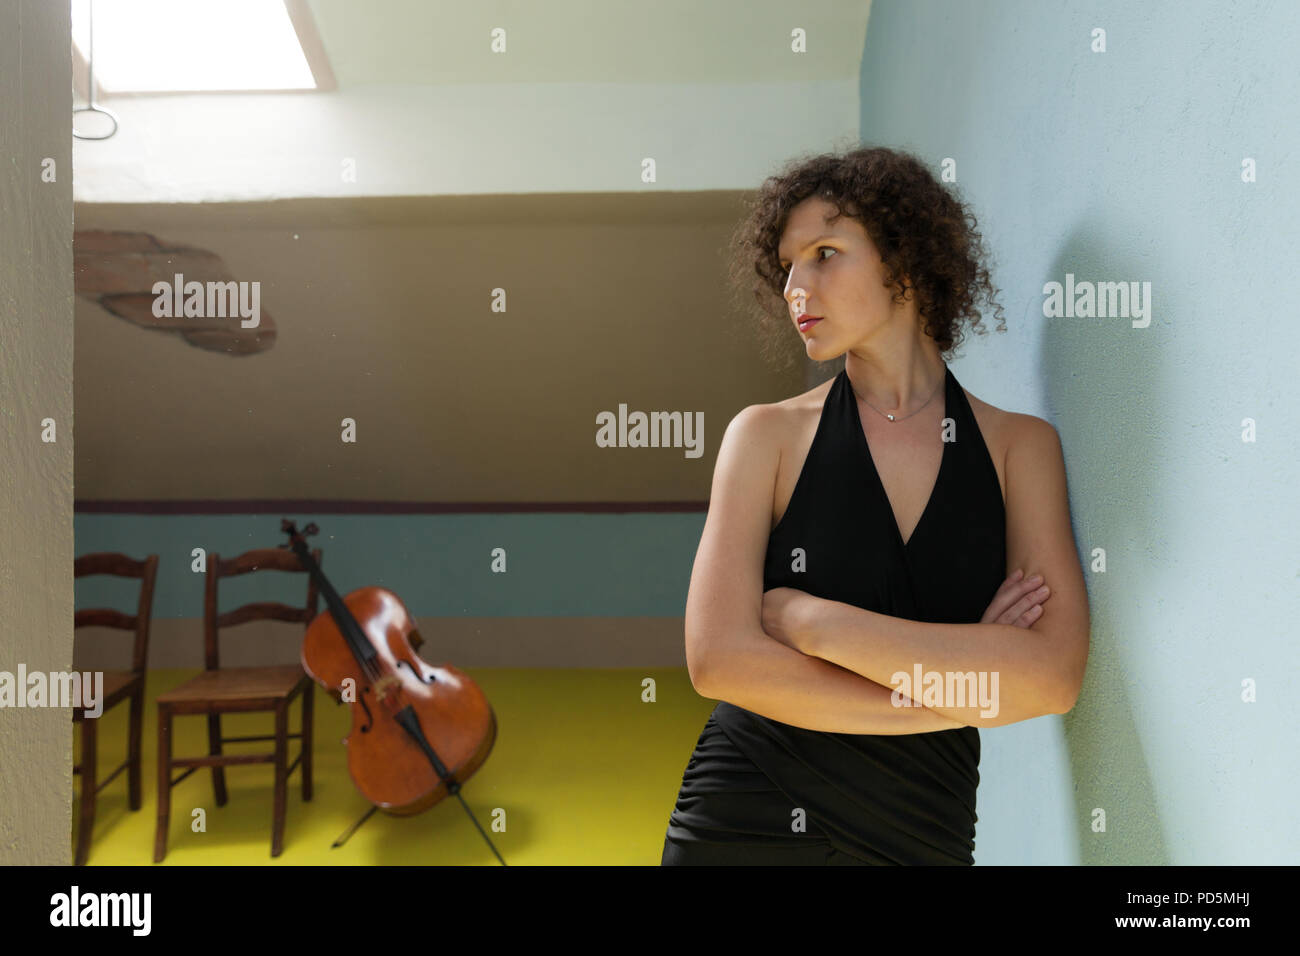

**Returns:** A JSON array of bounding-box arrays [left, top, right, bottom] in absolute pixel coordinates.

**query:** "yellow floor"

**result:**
[[72, 667, 714, 866]]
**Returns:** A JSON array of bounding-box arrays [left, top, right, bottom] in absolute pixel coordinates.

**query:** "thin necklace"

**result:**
[[848, 366, 946, 422]]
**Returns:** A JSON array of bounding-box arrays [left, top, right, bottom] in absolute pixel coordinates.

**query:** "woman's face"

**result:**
[[777, 196, 909, 361]]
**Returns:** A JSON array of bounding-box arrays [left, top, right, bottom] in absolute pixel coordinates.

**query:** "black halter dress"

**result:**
[[661, 362, 1006, 865]]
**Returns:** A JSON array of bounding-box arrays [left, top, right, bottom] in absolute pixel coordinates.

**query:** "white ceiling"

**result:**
[[306, 0, 872, 86], [72, 0, 871, 203]]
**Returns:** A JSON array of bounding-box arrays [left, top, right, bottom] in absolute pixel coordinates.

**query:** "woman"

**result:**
[[660, 146, 1091, 865]]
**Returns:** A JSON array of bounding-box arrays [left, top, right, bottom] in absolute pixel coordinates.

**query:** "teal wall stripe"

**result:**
[[73, 513, 705, 617]]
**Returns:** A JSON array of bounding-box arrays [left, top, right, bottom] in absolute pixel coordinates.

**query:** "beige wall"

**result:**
[[0, 0, 74, 866], [73, 195, 807, 503]]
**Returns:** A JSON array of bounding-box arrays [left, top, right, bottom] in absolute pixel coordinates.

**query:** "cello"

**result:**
[[281, 519, 505, 865]]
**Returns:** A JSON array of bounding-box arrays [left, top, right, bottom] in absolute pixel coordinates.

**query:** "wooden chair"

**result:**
[[72, 552, 160, 866], [153, 545, 321, 862]]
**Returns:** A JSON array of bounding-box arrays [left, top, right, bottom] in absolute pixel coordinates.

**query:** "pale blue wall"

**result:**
[[74, 513, 700, 617], [859, 0, 1300, 864]]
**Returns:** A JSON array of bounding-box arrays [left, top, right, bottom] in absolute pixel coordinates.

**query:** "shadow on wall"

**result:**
[[1045, 220, 1170, 865]]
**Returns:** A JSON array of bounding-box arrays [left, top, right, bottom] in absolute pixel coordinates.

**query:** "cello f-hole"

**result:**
[[395, 659, 436, 684], [357, 689, 374, 732]]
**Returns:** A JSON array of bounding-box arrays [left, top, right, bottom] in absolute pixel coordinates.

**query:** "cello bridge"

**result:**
[[371, 674, 399, 701]]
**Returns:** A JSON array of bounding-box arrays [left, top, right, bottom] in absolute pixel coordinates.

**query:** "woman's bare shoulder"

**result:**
[[961, 385, 1055, 505], [741, 374, 837, 449], [963, 385, 1012, 434], [965, 387, 1054, 443]]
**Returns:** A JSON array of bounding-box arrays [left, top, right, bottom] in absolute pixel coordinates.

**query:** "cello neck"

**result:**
[[283, 522, 377, 667]]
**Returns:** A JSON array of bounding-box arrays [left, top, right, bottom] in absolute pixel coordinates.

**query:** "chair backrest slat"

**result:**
[[216, 549, 312, 577], [216, 601, 313, 629], [74, 608, 137, 630], [75, 552, 152, 578]]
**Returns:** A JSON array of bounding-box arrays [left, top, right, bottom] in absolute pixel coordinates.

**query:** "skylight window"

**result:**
[[71, 0, 323, 93]]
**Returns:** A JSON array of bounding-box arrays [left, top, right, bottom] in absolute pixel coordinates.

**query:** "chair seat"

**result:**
[[72, 669, 139, 720], [157, 665, 308, 704]]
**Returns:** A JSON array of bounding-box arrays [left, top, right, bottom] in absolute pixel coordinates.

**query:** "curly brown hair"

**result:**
[[726, 145, 1006, 371]]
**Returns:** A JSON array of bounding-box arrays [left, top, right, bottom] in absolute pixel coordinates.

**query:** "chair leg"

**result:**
[[301, 683, 314, 802], [75, 717, 97, 866], [271, 703, 288, 857], [206, 712, 227, 807], [153, 705, 172, 863], [127, 685, 143, 811]]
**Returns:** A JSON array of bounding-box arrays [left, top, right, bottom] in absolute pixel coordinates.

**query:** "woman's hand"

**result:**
[[760, 587, 820, 653], [982, 568, 1051, 627], [763, 570, 1049, 657]]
